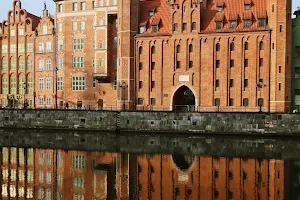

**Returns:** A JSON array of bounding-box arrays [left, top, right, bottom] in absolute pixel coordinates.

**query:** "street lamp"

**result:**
[[119, 82, 127, 111], [256, 81, 266, 112]]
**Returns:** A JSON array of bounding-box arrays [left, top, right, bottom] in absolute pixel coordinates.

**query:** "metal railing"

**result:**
[[0, 104, 290, 113]]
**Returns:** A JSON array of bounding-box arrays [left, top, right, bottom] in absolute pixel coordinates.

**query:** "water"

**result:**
[[1, 146, 300, 199]]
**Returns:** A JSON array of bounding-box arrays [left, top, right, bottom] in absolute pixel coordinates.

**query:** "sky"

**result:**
[[0, 0, 299, 21]]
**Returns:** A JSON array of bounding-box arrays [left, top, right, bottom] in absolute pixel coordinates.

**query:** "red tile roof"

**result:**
[[138, 0, 171, 36], [138, 0, 268, 36]]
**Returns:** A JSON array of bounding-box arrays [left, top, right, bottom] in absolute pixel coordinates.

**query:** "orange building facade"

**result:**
[[0, 0, 293, 112], [135, 0, 292, 112], [0, 0, 56, 109], [1, 147, 297, 200]]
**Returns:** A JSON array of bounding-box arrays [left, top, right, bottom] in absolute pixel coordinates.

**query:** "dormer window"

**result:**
[[149, 10, 155, 17], [258, 18, 265, 27], [215, 13, 224, 30], [230, 21, 237, 29], [244, 4, 251, 10], [228, 14, 238, 29], [139, 26, 146, 33], [244, 20, 251, 28], [152, 25, 158, 33], [244, 0, 251, 10], [216, 21, 223, 29], [216, 2, 224, 12], [243, 12, 252, 28], [257, 11, 267, 28]]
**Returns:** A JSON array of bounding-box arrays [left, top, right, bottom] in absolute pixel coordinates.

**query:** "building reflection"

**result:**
[[0, 147, 300, 200]]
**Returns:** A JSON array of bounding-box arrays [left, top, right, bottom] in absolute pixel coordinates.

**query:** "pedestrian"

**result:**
[[66, 101, 69, 109], [24, 99, 28, 109]]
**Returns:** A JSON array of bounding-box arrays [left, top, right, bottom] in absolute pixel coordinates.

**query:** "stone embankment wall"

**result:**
[[1, 109, 300, 158], [0, 109, 300, 135]]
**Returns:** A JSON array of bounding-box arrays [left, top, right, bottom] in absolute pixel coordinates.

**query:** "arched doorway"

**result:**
[[172, 85, 195, 111], [98, 99, 103, 110]]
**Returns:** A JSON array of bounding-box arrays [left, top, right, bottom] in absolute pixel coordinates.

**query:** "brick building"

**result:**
[[1, 146, 296, 200], [35, 4, 56, 108], [292, 8, 300, 110], [0, 0, 56, 109], [0, 0, 40, 108], [135, 0, 292, 112]]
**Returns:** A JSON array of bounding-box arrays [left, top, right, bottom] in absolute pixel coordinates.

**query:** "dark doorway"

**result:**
[[98, 99, 103, 110], [173, 85, 195, 111], [172, 154, 194, 171]]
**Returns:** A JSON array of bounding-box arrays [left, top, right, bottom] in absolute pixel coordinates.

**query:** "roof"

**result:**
[[201, 0, 268, 33], [138, 0, 269, 36], [138, 0, 171, 36]]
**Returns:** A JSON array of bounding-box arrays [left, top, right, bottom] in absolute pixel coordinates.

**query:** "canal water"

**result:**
[[0, 146, 300, 200]]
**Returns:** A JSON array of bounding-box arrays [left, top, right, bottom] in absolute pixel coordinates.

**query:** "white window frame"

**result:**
[[18, 43, 25, 53], [58, 40, 63, 51], [11, 44, 16, 53], [46, 59, 51, 70], [39, 60, 44, 71], [10, 30, 16, 36], [58, 4, 63, 12], [73, 39, 84, 50], [80, 21, 85, 30], [43, 25, 48, 35], [19, 28, 24, 35], [57, 77, 63, 90], [57, 58, 63, 69], [2, 44, 8, 53], [39, 42, 44, 53], [46, 78, 51, 91], [81, 2, 86, 10], [38, 96, 44, 105], [73, 2, 78, 11], [58, 23, 62, 32], [46, 42, 52, 52], [72, 76, 86, 91], [39, 78, 44, 91], [72, 21, 77, 31], [73, 56, 84, 68]]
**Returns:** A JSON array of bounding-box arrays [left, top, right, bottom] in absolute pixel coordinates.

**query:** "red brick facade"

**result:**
[[0, 0, 292, 112], [136, 0, 292, 112], [0, 147, 289, 200]]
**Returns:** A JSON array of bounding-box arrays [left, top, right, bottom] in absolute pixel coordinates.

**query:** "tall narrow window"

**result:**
[[216, 43, 220, 52], [244, 42, 249, 50], [243, 98, 249, 106], [189, 44, 193, 52], [151, 46, 156, 54], [176, 45, 180, 53], [230, 42, 234, 51], [73, 3, 78, 11], [259, 41, 264, 50], [259, 58, 263, 67], [192, 22, 196, 30]]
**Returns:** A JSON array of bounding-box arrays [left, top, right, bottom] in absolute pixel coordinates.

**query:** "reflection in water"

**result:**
[[0, 147, 300, 199]]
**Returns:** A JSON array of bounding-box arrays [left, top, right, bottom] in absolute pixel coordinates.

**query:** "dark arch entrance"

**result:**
[[172, 154, 195, 171], [173, 85, 195, 111]]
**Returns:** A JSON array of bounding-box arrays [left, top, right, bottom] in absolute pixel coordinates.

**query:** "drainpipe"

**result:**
[[133, 36, 137, 110], [268, 30, 271, 113]]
